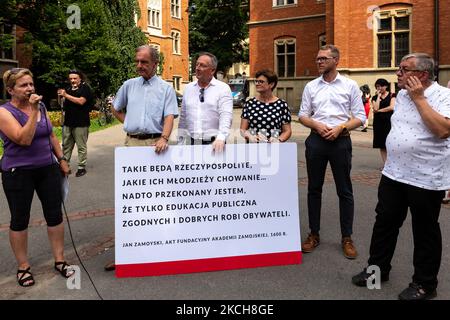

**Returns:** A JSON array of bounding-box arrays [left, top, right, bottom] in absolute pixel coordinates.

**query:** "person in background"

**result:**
[[178, 52, 233, 152], [240, 69, 292, 143], [298, 45, 366, 259], [0, 68, 73, 287], [57, 70, 94, 177], [352, 53, 450, 300], [360, 84, 371, 132], [371, 78, 396, 166]]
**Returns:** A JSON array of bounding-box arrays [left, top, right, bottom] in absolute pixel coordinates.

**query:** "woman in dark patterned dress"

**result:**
[[371, 78, 396, 166], [240, 69, 292, 143]]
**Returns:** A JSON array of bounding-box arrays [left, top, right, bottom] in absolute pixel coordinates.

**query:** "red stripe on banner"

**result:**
[[116, 251, 302, 278]]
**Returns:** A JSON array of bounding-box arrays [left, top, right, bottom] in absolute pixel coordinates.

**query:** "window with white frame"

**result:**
[[171, 0, 181, 19], [0, 23, 15, 60], [150, 43, 160, 53], [273, 0, 296, 7], [275, 39, 296, 78], [375, 9, 411, 68], [149, 44, 162, 74], [148, 9, 161, 28], [318, 33, 326, 48], [171, 30, 181, 54], [173, 76, 181, 91]]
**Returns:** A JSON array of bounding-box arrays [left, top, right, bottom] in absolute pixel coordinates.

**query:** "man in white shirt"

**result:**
[[178, 52, 233, 152], [298, 45, 366, 259], [352, 53, 450, 300]]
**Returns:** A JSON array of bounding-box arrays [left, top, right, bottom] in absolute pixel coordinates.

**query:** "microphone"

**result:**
[[27, 93, 45, 110]]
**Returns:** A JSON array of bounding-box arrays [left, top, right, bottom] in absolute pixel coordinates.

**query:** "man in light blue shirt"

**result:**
[[105, 45, 178, 272], [112, 45, 178, 153]]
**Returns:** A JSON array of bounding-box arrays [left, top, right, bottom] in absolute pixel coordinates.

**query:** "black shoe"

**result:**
[[361, 128, 368, 132], [104, 261, 115, 271], [75, 168, 87, 177], [398, 283, 437, 300], [352, 268, 389, 287]]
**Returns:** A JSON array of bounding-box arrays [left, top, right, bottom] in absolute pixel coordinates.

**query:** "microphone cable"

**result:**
[[41, 101, 104, 300]]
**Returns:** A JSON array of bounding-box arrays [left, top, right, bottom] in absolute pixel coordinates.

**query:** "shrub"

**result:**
[[48, 111, 100, 127]]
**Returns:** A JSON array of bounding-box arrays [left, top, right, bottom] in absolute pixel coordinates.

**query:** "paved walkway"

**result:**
[[0, 110, 449, 300]]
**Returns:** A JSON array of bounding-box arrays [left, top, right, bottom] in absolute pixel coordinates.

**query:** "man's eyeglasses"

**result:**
[[397, 66, 422, 74], [199, 88, 205, 103], [254, 80, 267, 85], [315, 57, 335, 63]]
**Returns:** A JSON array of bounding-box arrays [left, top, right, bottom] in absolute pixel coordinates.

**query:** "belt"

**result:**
[[190, 136, 216, 145], [127, 133, 161, 140], [311, 129, 350, 138]]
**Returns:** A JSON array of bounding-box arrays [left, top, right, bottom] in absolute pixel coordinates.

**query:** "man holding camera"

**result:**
[[57, 70, 94, 177]]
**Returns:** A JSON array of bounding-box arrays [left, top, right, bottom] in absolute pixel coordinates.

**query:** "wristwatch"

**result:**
[[58, 155, 67, 162], [161, 134, 169, 142]]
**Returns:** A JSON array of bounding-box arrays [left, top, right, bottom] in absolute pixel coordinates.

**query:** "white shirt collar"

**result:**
[[319, 72, 343, 85]]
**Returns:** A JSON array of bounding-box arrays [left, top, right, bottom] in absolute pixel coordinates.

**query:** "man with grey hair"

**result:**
[[178, 52, 233, 152], [112, 45, 178, 151], [298, 44, 366, 259], [105, 45, 178, 271], [352, 53, 450, 300]]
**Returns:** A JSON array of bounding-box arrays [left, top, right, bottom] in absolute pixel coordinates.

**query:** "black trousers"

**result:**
[[2, 164, 63, 231], [368, 175, 444, 291], [305, 133, 354, 237]]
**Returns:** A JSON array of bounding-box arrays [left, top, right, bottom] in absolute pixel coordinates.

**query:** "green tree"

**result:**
[[189, 0, 249, 72], [1, 0, 147, 102]]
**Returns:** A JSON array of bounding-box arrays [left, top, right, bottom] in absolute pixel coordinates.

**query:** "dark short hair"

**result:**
[[255, 69, 278, 90], [68, 69, 85, 81], [360, 84, 370, 95], [375, 78, 389, 88], [320, 44, 340, 59], [69, 69, 81, 76]]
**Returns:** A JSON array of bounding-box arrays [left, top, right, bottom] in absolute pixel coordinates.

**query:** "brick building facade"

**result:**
[[249, 0, 450, 113], [0, 25, 32, 102], [137, 0, 190, 93]]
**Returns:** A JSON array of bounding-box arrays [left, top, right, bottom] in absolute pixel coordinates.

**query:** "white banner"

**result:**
[[114, 143, 301, 277]]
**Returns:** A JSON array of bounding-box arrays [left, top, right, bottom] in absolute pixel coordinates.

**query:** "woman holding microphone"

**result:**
[[0, 68, 73, 287]]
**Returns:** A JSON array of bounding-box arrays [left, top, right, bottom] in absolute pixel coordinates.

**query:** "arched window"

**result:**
[[171, 30, 181, 54], [275, 39, 296, 78], [374, 8, 411, 68], [171, 0, 181, 19]]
